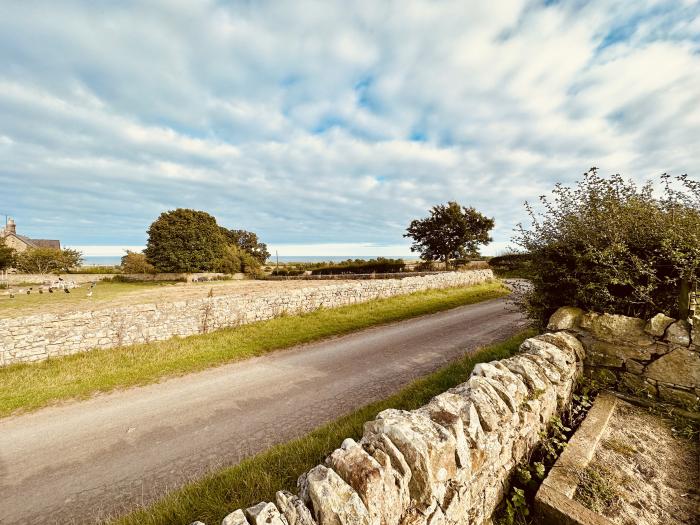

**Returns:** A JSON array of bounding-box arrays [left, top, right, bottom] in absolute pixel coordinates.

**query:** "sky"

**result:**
[[1, 0, 699, 258]]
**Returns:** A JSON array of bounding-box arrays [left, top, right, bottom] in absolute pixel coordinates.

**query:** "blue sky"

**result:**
[[1, 0, 698, 257]]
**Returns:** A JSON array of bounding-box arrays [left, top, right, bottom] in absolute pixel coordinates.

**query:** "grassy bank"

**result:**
[[0, 281, 509, 418], [113, 329, 534, 525]]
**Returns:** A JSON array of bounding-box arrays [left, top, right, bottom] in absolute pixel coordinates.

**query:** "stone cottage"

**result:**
[[0, 218, 61, 252]]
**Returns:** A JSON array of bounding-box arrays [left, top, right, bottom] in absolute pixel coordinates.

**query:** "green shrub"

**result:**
[[310, 258, 405, 275], [515, 170, 700, 326], [120, 251, 156, 274], [71, 266, 122, 274], [488, 253, 533, 278]]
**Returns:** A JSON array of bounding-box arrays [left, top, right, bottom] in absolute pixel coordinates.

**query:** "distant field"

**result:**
[[0, 281, 177, 317], [0, 278, 354, 319]]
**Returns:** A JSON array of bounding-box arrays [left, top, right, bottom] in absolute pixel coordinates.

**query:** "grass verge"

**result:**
[[113, 329, 534, 525], [0, 281, 509, 418]]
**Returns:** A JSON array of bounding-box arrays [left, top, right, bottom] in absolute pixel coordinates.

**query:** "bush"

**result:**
[[121, 251, 156, 274], [14, 247, 83, 275], [270, 268, 305, 277], [310, 258, 406, 275], [515, 170, 700, 326], [488, 253, 533, 278], [71, 266, 122, 274]]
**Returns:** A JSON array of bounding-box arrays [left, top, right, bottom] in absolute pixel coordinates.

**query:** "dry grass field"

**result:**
[[0, 278, 354, 319]]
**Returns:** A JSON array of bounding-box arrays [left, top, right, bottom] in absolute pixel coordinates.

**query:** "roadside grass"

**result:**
[[0, 280, 179, 317], [113, 329, 534, 525], [0, 281, 509, 418]]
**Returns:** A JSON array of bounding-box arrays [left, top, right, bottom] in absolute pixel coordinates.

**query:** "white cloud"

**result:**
[[0, 0, 698, 253]]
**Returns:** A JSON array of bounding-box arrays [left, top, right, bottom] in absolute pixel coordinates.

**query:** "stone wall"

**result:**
[[1, 272, 238, 285], [0, 270, 494, 366], [193, 333, 582, 525], [548, 306, 700, 410]]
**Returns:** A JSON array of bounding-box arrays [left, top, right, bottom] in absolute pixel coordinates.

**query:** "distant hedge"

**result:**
[[311, 258, 406, 275], [488, 253, 532, 273]]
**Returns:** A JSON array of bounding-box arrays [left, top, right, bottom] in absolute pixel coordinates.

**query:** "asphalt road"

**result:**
[[0, 297, 527, 524]]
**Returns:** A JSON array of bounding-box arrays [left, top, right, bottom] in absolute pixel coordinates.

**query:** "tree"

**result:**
[[514, 169, 700, 326], [15, 247, 83, 275], [0, 238, 16, 274], [220, 228, 270, 264], [144, 209, 227, 272], [404, 202, 495, 269], [121, 250, 156, 274]]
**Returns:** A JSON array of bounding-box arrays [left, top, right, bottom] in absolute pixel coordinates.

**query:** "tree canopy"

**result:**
[[515, 169, 700, 325], [144, 209, 268, 274], [0, 238, 16, 272], [14, 247, 83, 275], [144, 209, 227, 273], [404, 202, 494, 268], [219, 228, 270, 264]]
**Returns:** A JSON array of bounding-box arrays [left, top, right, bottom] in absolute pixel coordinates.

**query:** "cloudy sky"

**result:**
[[1, 0, 698, 257]]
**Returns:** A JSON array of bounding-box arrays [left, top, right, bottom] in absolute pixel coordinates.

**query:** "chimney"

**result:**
[[6, 217, 16, 235]]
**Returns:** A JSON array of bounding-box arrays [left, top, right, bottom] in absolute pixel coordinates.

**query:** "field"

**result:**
[[0, 278, 355, 318]]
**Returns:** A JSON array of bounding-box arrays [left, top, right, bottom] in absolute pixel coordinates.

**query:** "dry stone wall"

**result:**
[[0, 270, 493, 366], [548, 306, 700, 410], [2, 271, 237, 285], [194, 333, 582, 525]]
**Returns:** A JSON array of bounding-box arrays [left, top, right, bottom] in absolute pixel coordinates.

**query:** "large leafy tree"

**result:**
[[219, 228, 270, 264], [0, 238, 16, 273], [405, 202, 494, 269], [144, 209, 227, 272], [515, 169, 700, 325], [15, 247, 83, 275]]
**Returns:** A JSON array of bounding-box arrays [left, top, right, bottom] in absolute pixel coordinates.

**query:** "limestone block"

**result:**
[[276, 491, 317, 525], [535, 331, 585, 362], [417, 392, 471, 472], [222, 509, 249, 525], [579, 312, 654, 346], [520, 338, 572, 377], [440, 482, 471, 525], [645, 348, 700, 388], [246, 502, 288, 525], [657, 383, 700, 409], [451, 378, 511, 432], [326, 438, 408, 525], [363, 409, 457, 508], [301, 465, 371, 525], [472, 361, 529, 407], [664, 320, 691, 346], [620, 372, 656, 396], [692, 314, 700, 346], [586, 351, 624, 368], [520, 354, 561, 385], [625, 359, 645, 375], [588, 340, 654, 362], [546, 307, 584, 331], [499, 355, 551, 394], [243, 503, 286, 525], [645, 313, 675, 337]]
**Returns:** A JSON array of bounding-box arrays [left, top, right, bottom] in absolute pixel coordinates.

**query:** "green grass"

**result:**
[[0, 281, 509, 418], [113, 329, 534, 525], [0, 280, 178, 316]]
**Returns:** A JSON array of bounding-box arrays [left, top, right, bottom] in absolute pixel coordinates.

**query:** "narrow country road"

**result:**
[[0, 297, 527, 524]]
